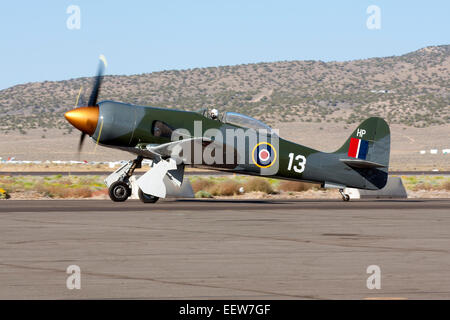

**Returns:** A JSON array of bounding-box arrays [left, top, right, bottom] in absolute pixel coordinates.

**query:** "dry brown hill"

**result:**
[[0, 45, 449, 135]]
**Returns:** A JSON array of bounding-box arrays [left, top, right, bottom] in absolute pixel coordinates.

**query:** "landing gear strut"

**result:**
[[339, 188, 350, 202], [105, 156, 143, 202]]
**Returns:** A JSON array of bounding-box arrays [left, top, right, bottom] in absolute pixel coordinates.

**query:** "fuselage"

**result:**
[[86, 101, 386, 190]]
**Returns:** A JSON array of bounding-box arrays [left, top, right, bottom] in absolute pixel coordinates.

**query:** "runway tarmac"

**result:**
[[1, 199, 450, 299]]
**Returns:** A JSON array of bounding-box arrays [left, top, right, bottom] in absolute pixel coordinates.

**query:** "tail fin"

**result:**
[[334, 117, 390, 189], [335, 117, 390, 167]]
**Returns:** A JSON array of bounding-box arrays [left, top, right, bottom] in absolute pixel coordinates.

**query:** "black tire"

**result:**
[[108, 181, 131, 202], [342, 194, 350, 202], [138, 188, 159, 203]]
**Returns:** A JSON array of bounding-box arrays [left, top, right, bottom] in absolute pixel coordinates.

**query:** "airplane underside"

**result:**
[[104, 154, 357, 203]]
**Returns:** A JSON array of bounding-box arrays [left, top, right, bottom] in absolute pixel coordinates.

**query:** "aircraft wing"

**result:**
[[117, 137, 213, 161], [145, 137, 213, 160]]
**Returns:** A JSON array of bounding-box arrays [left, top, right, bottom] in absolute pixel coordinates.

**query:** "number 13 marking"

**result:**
[[287, 153, 306, 173]]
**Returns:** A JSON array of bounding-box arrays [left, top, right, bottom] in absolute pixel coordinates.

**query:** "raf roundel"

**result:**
[[252, 142, 277, 168], [259, 149, 270, 161]]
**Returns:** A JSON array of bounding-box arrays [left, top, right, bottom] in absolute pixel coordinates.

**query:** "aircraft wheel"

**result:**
[[342, 194, 350, 202], [138, 188, 159, 203], [108, 181, 131, 202]]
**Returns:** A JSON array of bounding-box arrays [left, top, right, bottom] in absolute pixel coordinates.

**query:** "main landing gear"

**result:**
[[137, 188, 159, 203], [105, 156, 159, 203], [108, 181, 131, 202], [339, 188, 350, 202]]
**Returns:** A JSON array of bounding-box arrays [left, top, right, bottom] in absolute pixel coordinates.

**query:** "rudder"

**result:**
[[334, 117, 390, 189], [335, 117, 390, 168]]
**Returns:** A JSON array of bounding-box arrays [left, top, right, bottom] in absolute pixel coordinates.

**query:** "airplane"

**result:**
[[64, 57, 390, 203]]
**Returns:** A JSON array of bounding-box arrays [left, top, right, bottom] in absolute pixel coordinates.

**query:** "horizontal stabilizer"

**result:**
[[339, 158, 386, 169]]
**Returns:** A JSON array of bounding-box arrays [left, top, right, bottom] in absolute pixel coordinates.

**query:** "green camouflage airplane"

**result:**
[[65, 58, 390, 203]]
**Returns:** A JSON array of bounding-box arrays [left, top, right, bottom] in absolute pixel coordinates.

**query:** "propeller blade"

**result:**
[[74, 86, 86, 107], [78, 94, 86, 107], [87, 67, 103, 107], [70, 55, 107, 154], [75, 86, 82, 107], [78, 133, 86, 152], [87, 55, 107, 107]]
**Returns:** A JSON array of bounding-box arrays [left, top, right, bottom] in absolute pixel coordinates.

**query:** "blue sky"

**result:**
[[0, 0, 448, 89]]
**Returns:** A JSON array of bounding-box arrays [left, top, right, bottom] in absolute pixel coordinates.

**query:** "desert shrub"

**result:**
[[278, 181, 318, 192], [191, 177, 243, 196], [35, 182, 92, 198], [211, 179, 241, 196], [195, 190, 213, 198], [58, 178, 73, 186], [243, 177, 274, 194], [68, 187, 93, 198], [411, 179, 450, 191], [0, 176, 17, 193], [191, 178, 215, 193], [444, 181, 450, 191], [35, 182, 55, 197], [413, 182, 434, 191]]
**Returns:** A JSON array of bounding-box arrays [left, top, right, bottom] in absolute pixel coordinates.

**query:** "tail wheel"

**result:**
[[138, 188, 159, 203], [108, 181, 131, 202], [338, 188, 350, 202]]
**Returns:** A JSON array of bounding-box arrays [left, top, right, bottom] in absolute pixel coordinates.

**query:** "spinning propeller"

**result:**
[[65, 55, 107, 153]]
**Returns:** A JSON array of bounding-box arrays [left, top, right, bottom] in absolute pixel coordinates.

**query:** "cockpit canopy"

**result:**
[[198, 109, 277, 135], [222, 112, 274, 132]]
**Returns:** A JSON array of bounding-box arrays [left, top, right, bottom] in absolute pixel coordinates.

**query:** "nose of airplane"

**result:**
[[64, 106, 99, 136]]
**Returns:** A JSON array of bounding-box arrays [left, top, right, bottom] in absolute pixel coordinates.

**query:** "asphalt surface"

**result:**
[[1, 199, 450, 299]]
